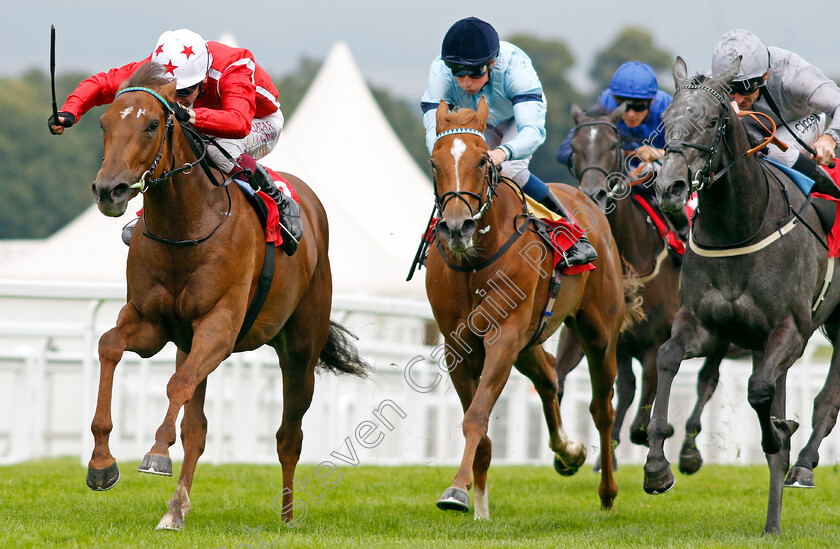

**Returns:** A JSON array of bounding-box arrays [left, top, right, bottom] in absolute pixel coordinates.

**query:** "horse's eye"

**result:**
[[479, 155, 488, 168], [707, 118, 718, 128], [147, 119, 160, 133]]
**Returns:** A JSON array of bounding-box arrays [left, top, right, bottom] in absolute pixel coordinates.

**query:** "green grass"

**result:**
[[2, 458, 840, 548]]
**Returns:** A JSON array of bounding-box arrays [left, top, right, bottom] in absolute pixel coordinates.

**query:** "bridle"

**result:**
[[663, 83, 731, 191], [112, 86, 229, 246], [432, 128, 500, 221], [571, 120, 628, 203], [114, 87, 208, 193]]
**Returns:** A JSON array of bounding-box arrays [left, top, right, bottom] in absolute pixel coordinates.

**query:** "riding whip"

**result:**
[[50, 25, 59, 122]]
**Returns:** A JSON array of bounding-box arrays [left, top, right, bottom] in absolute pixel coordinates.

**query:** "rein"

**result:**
[[114, 86, 231, 246]]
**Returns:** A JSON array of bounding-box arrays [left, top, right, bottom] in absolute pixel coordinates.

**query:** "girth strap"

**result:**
[[236, 241, 276, 343]]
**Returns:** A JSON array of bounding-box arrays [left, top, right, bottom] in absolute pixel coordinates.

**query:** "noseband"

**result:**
[[114, 86, 207, 192], [663, 84, 731, 191], [432, 128, 500, 220]]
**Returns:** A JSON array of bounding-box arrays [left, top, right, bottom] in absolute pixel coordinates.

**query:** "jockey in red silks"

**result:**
[[48, 29, 302, 255]]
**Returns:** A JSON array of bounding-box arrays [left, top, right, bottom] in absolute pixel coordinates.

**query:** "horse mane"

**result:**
[[119, 61, 173, 92]]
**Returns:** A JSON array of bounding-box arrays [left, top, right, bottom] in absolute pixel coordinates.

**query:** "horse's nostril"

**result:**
[[461, 218, 477, 239], [437, 220, 451, 239]]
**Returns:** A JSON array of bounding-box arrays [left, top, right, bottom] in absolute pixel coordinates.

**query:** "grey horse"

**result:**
[[643, 56, 840, 535]]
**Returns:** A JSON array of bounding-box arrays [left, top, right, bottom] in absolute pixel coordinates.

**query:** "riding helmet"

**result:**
[[608, 62, 659, 100], [711, 29, 770, 81], [151, 29, 210, 89], [441, 17, 500, 67]]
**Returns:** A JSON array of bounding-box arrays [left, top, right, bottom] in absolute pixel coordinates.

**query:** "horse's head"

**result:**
[[430, 97, 495, 255], [655, 56, 741, 212], [93, 62, 178, 216], [570, 103, 626, 211]]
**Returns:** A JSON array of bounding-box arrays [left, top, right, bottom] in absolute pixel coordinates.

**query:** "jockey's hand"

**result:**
[[488, 147, 507, 167], [170, 102, 195, 125], [48, 112, 75, 135], [632, 145, 664, 163], [813, 133, 838, 166]]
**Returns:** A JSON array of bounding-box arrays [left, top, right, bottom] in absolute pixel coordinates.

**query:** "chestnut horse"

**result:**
[[427, 98, 640, 518], [84, 62, 369, 530]]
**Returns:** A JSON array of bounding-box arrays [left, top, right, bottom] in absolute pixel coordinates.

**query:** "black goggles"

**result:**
[[445, 61, 489, 78], [614, 97, 652, 112], [175, 82, 200, 97], [728, 77, 763, 96]]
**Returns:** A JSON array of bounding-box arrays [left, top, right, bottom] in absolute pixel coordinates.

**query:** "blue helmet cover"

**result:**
[[608, 61, 659, 99]]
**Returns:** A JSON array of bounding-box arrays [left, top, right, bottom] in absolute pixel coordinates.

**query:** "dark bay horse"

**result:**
[[556, 104, 730, 474], [644, 56, 840, 534], [85, 62, 368, 530], [426, 97, 641, 518]]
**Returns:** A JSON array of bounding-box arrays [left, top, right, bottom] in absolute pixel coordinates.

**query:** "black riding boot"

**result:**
[[249, 163, 303, 256], [539, 192, 598, 267], [793, 153, 840, 200]]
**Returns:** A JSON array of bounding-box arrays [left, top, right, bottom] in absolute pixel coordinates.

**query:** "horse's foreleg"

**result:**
[[679, 345, 726, 475], [156, 372, 207, 531], [88, 305, 165, 490], [765, 371, 797, 535], [144, 316, 234, 475], [786, 338, 840, 488], [748, 319, 804, 455]]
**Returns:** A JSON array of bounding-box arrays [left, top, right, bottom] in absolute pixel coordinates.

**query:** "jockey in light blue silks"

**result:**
[[421, 16, 597, 267]]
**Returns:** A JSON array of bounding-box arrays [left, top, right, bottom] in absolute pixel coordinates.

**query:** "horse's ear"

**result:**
[[609, 102, 627, 124], [160, 79, 177, 102], [476, 96, 489, 131], [718, 56, 742, 88], [571, 104, 584, 125], [673, 56, 689, 89], [436, 100, 450, 133]]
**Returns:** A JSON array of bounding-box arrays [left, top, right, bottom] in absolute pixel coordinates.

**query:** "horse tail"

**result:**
[[620, 260, 646, 332], [317, 321, 372, 377]]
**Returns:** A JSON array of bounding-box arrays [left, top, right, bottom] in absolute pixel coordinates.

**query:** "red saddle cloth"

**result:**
[[631, 193, 687, 255], [535, 217, 596, 275], [256, 168, 299, 248]]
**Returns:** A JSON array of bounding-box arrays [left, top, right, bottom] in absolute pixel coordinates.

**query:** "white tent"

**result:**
[[261, 41, 432, 299], [1, 42, 433, 299]]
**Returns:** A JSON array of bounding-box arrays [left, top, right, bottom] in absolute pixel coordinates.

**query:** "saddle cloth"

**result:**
[[234, 168, 299, 248], [524, 195, 595, 275]]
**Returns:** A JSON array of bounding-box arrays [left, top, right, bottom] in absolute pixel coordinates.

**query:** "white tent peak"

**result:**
[[262, 41, 432, 299]]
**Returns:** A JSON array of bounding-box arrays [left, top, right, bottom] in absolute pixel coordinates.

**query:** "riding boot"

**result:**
[[247, 161, 303, 256], [792, 153, 840, 200], [538, 191, 598, 267]]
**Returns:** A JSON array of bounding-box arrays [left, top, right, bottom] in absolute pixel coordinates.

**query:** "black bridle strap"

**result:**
[[435, 215, 532, 272]]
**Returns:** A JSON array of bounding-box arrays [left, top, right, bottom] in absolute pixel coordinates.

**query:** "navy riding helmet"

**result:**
[[441, 17, 499, 76]]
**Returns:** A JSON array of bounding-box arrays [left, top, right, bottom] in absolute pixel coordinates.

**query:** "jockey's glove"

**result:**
[[170, 102, 193, 125], [47, 112, 75, 135]]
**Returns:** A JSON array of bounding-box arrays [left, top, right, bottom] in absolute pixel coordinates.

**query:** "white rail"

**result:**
[[1, 279, 839, 472]]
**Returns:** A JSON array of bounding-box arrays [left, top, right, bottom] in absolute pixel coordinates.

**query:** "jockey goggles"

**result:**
[[445, 60, 490, 78], [175, 82, 201, 97], [614, 97, 652, 112], [728, 76, 764, 96]]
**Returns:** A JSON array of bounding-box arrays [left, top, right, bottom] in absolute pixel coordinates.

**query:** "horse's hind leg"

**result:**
[[157, 373, 207, 531], [786, 335, 840, 488], [765, 372, 798, 535], [554, 327, 585, 405], [594, 352, 633, 473], [679, 345, 726, 475]]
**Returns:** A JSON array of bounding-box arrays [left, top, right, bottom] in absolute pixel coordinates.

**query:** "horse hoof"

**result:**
[[86, 462, 120, 491], [678, 443, 703, 475], [436, 487, 469, 512], [155, 515, 185, 531], [643, 466, 675, 495], [554, 454, 581, 477], [783, 466, 815, 489], [138, 453, 173, 476]]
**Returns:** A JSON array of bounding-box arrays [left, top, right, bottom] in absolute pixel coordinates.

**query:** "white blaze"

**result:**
[[450, 138, 467, 192]]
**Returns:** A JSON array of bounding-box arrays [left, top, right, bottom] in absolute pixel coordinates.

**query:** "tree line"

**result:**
[[0, 27, 673, 239]]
